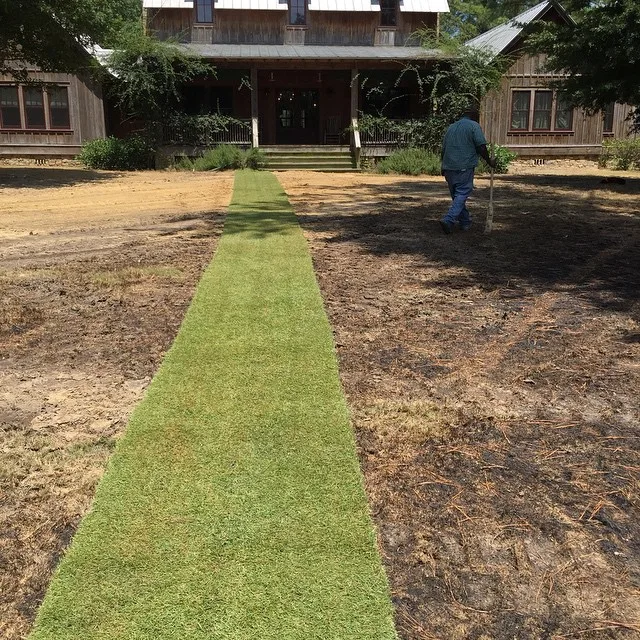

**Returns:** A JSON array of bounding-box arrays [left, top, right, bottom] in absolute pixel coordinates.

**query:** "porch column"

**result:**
[[350, 68, 361, 166], [350, 67, 359, 121], [251, 67, 259, 148]]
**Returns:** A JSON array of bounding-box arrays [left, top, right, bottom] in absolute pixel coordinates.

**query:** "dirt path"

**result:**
[[278, 167, 640, 639], [0, 168, 233, 639]]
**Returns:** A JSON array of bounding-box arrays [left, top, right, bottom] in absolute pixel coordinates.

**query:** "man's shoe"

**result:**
[[440, 220, 454, 235]]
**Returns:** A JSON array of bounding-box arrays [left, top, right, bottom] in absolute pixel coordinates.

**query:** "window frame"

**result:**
[[603, 102, 615, 134], [23, 86, 47, 130], [0, 85, 22, 129], [0, 84, 73, 132], [380, 0, 397, 27], [195, 0, 214, 24], [288, 0, 306, 25], [48, 85, 71, 129], [510, 90, 531, 131], [509, 88, 575, 134]]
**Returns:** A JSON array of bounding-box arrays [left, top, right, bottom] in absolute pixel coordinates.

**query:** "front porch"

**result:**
[[157, 47, 441, 161]]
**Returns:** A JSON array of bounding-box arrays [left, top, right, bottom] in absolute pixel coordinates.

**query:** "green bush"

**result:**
[[243, 147, 268, 170], [192, 144, 243, 171], [376, 148, 441, 176], [177, 145, 268, 171], [477, 144, 517, 174], [599, 138, 640, 170], [77, 136, 153, 170]]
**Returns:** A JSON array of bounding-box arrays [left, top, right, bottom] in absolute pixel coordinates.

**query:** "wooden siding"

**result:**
[[480, 52, 635, 157], [147, 7, 436, 45], [0, 70, 105, 157]]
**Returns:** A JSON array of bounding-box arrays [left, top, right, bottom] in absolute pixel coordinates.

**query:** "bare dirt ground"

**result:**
[[0, 168, 233, 639], [278, 166, 640, 640]]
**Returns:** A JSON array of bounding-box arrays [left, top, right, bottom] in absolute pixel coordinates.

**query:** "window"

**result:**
[[554, 93, 573, 131], [510, 91, 530, 130], [532, 90, 552, 130], [0, 86, 21, 128], [510, 89, 575, 133], [24, 87, 46, 129], [289, 0, 305, 25], [380, 0, 397, 26], [0, 84, 72, 131], [603, 102, 615, 133], [195, 0, 213, 23], [48, 86, 70, 129]]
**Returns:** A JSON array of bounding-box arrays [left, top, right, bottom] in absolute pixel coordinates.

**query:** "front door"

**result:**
[[276, 89, 319, 145]]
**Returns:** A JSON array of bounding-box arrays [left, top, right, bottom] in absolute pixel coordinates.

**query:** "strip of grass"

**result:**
[[30, 170, 397, 640]]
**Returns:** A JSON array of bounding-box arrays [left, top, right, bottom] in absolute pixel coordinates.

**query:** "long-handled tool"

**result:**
[[484, 146, 495, 234]]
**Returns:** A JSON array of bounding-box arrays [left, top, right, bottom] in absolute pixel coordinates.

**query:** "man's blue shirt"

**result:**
[[441, 116, 487, 171]]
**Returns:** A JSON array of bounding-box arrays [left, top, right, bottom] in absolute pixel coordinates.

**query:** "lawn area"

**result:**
[[27, 170, 396, 640]]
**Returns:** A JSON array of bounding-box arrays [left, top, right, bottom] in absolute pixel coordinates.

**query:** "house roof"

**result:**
[[143, 0, 449, 12], [465, 0, 572, 56], [182, 43, 446, 61]]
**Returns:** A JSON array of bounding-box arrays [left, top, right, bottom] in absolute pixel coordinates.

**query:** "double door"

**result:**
[[275, 89, 320, 145]]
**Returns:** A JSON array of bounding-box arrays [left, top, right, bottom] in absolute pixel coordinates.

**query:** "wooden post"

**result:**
[[350, 68, 359, 122], [250, 67, 259, 148]]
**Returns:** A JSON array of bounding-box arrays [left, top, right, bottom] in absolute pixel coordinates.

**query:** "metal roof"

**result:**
[[143, 0, 194, 7], [398, 0, 449, 13], [144, 0, 449, 10], [214, 0, 286, 9], [182, 43, 445, 60], [465, 0, 552, 56]]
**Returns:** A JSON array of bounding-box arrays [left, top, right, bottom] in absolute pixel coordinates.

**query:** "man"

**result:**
[[440, 110, 496, 234]]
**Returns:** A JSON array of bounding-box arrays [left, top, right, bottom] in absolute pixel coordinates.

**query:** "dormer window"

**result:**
[[380, 0, 397, 26], [196, 0, 213, 23], [289, 0, 306, 25]]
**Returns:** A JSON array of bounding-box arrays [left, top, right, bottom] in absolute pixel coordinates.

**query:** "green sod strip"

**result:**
[[30, 170, 397, 640]]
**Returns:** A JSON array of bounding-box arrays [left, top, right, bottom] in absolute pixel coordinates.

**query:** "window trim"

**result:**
[[510, 90, 531, 132], [508, 88, 575, 134], [0, 84, 73, 133], [288, 0, 306, 25], [0, 85, 22, 129], [380, 0, 397, 27], [24, 86, 48, 130], [603, 102, 615, 134], [195, 0, 214, 23]]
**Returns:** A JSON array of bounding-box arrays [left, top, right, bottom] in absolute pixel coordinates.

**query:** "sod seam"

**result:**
[[29, 170, 397, 640]]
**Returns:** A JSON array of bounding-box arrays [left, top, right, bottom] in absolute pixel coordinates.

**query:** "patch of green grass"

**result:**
[[30, 170, 397, 640], [90, 266, 184, 288]]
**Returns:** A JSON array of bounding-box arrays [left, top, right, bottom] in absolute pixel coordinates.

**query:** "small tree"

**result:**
[[106, 27, 212, 124]]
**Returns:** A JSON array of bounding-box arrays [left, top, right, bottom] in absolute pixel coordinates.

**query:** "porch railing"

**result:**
[[359, 119, 413, 147], [161, 116, 251, 147]]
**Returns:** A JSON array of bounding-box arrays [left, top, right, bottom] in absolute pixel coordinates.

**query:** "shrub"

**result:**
[[176, 145, 268, 171], [377, 148, 441, 176], [243, 147, 268, 170], [192, 144, 244, 171], [78, 136, 153, 170], [599, 138, 640, 170], [477, 143, 517, 174]]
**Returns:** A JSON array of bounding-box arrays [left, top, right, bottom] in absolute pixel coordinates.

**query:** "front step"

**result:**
[[261, 146, 358, 172]]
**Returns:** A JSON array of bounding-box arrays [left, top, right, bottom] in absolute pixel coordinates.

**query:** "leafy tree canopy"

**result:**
[[0, 0, 141, 78], [442, 0, 541, 41], [107, 27, 212, 121], [527, 0, 640, 113]]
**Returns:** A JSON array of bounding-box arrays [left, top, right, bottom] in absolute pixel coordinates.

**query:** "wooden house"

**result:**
[[144, 0, 450, 158], [0, 55, 109, 158], [467, 0, 634, 158]]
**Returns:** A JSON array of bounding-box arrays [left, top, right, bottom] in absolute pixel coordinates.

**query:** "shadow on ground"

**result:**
[[0, 168, 120, 189], [296, 174, 640, 316]]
